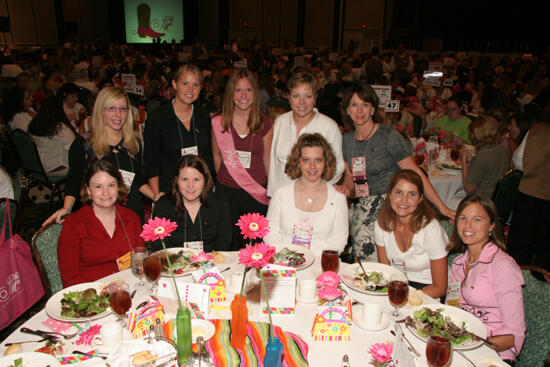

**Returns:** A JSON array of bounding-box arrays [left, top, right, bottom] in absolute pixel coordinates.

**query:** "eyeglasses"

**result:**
[[104, 106, 129, 113]]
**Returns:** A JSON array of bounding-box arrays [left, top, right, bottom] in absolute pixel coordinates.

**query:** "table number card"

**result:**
[[260, 264, 296, 315], [158, 279, 210, 316], [192, 265, 227, 303]]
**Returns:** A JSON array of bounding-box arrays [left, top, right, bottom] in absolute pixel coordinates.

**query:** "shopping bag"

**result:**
[[0, 199, 45, 330]]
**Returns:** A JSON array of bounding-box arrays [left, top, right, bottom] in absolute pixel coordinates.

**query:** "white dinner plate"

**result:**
[[211, 251, 237, 268], [45, 282, 111, 322], [191, 319, 216, 343], [0, 352, 60, 367], [156, 248, 203, 277], [272, 244, 314, 270], [436, 162, 462, 175], [404, 303, 488, 350], [341, 262, 404, 296]]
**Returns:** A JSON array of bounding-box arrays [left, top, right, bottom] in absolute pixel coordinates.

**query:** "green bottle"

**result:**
[[176, 306, 192, 365]]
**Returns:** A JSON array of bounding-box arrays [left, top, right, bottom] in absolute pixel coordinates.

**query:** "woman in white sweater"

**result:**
[[265, 133, 348, 259]]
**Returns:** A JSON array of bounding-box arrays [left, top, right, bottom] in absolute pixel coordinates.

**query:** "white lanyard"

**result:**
[[175, 103, 199, 153]]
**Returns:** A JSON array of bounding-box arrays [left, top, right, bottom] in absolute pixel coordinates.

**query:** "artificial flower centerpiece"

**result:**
[[190, 251, 213, 265], [140, 218, 192, 365], [368, 342, 394, 367], [316, 271, 346, 305]]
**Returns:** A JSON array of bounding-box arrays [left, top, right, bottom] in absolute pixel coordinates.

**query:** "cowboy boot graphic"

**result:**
[[137, 3, 165, 38]]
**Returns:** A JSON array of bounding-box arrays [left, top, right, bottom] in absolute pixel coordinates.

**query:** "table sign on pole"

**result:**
[[371, 85, 392, 107]]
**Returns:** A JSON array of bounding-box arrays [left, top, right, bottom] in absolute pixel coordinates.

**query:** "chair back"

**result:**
[[9, 129, 48, 182], [0, 198, 18, 240], [31, 222, 63, 296], [492, 169, 523, 224], [517, 269, 550, 367]]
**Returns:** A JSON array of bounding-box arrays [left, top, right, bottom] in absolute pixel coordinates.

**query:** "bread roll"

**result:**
[[408, 290, 424, 306], [132, 350, 157, 366], [4, 343, 22, 356], [212, 251, 225, 264]]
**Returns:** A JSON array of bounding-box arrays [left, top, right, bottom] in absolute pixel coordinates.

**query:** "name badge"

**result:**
[[116, 251, 132, 271], [351, 156, 366, 174], [184, 241, 203, 251], [119, 169, 136, 189], [391, 258, 407, 273], [446, 281, 461, 307], [351, 157, 369, 197], [236, 150, 251, 169], [291, 219, 313, 248], [181, 146, 199, 156]]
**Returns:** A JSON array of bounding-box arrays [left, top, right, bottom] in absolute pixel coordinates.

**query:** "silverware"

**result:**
[[455, 350, 476, 367], [220, 267, 230, 273], [458, 330, 497, 348], [21, 327, 79, 340], [395, 324, 422, 357], [73, 350, 107, 360], [131, 290, 137, 299], [5, 338, 51, 346], [354, 259, 369, 278]]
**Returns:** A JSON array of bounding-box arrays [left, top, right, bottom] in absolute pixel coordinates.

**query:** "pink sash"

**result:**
[[211, 115, 269, 205]]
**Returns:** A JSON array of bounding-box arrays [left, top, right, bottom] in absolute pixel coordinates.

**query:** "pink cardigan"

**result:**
[[449, 242, 525, 361]]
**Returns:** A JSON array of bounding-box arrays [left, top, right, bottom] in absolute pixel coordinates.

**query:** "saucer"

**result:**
[[352, 305, 390, 331], [296, 294, 319, 304]]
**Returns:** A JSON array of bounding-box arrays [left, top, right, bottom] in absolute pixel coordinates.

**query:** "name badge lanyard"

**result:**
[[113, 149, 136, 190], [176, 104, 199, 154], [184, 208, 203, 246], [115, 207, 135, 271]]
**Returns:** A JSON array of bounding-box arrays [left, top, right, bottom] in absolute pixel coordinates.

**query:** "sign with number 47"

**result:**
[[384, 100, 400, 112]]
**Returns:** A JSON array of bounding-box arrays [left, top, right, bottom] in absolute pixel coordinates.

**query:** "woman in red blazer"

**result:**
[[58, 159, 145, 287]]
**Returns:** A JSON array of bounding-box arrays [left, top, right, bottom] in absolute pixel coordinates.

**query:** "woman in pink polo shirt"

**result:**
[[447, 194, 525, 364]]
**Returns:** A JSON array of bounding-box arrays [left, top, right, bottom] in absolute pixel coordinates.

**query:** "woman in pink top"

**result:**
[[448, 194, 525, 363]]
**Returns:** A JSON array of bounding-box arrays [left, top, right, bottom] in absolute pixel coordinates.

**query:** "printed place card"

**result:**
[[260, 264, 296, 315]]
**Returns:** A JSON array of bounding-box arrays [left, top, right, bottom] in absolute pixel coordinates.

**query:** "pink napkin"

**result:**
[[42, 318, 74, 333]]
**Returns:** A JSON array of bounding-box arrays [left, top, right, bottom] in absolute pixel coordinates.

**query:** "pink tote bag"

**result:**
[[0, 199, 45, 330]]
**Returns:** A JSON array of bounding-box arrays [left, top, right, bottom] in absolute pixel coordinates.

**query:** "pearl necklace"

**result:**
[[176, 104, 194, 122], [466, 256, 478, 266]]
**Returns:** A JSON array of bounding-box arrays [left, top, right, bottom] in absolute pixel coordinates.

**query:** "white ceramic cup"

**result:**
[[361, 303, 383, 325], [93, 322, 122, 353], [297, 279, 317, 300]]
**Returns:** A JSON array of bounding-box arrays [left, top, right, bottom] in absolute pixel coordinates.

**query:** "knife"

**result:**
[[20, 327, 60, 341]]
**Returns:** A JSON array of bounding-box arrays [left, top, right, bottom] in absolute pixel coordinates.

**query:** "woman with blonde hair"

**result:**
[[144, 64, 214, 197], [44, 87, 156, 225], [459, 116, 509, 198], [212, 68, 274, 250]]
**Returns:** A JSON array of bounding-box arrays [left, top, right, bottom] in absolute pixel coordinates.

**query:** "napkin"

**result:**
[[105, 339, 177, 367]]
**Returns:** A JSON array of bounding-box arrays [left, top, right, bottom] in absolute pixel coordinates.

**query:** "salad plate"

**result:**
[[157, 248, 204, 277], [0, 352, 60, 367], [45, 282, 111, 322], [403, 303, 487, 350], [272, 244, 314, 270], [341, 262, 404, 296]]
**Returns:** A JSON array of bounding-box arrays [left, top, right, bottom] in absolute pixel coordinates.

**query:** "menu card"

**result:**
[[158, 279, 210, 316], [260, 264, 296, 315], [192, 265, 227, 303]]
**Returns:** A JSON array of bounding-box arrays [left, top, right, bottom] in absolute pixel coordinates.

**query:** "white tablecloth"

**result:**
[[429, 168, 465, 211], [0, 257, 505, 366]]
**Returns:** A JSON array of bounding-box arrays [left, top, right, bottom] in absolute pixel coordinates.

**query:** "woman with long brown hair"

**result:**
[[375, 169, 448, 298], [211, 68, 273, 250]]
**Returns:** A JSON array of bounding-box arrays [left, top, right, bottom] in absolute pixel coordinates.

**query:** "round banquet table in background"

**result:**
[[429, 168, 465, 211], [0, 254, 506, 366]]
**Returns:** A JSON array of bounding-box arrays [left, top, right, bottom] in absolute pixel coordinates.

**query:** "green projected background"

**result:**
[[124, 0, 183, 43]]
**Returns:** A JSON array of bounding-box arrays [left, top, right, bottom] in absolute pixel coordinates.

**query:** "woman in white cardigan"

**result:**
[[265, 133, 348, 259]]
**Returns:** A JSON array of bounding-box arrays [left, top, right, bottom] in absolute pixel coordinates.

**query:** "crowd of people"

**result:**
[[2, 41, 550, 364]]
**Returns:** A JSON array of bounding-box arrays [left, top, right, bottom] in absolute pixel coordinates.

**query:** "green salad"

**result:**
[[60, 288, 109, 318], [162, 249, 202, 275], [353, 270, 388, 292], [441, 163, 461, 170], [8, 358, 22, 367], [408, 307, 473, 345]]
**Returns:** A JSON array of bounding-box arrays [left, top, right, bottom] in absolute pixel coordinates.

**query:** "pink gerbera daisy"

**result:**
[[236, 213, 270, 240], [368, 342, 393, 363], [316, 271, 341, 288], [238, 242, 276, 269], [317, 285, 343, 301], [140, 217, 178, 242]]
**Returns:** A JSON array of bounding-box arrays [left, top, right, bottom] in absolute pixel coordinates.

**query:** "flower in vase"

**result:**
[[317, 285, 342, 301], [236, 213, 270, 240], [190, 252, 213, 264], [238, 242, 276, 269], [316, 271, 340, 288], [368, 342, 393, 363], [141, 217, 177, 241]]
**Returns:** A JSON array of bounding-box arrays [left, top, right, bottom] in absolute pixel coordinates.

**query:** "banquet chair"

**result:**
[[492, 169, 523, 225], [31, 222, 63, 297], [8, 129, 66, 214], [516, 268, 550, 367]]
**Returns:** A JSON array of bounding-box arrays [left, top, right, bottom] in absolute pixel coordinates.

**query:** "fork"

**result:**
[[21, 327, 80, 340]]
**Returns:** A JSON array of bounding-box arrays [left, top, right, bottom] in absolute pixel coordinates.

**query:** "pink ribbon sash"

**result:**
[[212, 115, 269, 205]]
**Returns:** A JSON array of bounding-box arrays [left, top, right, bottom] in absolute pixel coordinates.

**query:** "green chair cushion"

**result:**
[[34, 223, 64, 295]]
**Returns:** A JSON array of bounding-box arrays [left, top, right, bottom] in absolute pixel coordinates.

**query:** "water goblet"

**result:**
[[388, 273, 409, 319], [131, 247, 147, 291], [109, 283, 132, 327], [426, 334, 452, 367]]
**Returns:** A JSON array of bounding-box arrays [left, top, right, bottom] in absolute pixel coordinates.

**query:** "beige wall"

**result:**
[[304, 0, 333, 48], [342, 0, 385, 52], [62, 0, 109, 43]]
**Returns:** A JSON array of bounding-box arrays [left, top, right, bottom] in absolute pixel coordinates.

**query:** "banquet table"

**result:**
[[429, 167, 465, 211], [0, 255, 506, 366]]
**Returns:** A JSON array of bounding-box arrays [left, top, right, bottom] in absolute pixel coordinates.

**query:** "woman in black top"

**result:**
[[43, 87, 156, 225], [151, 155, 231, 251], [144, 64, 214, 196]]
